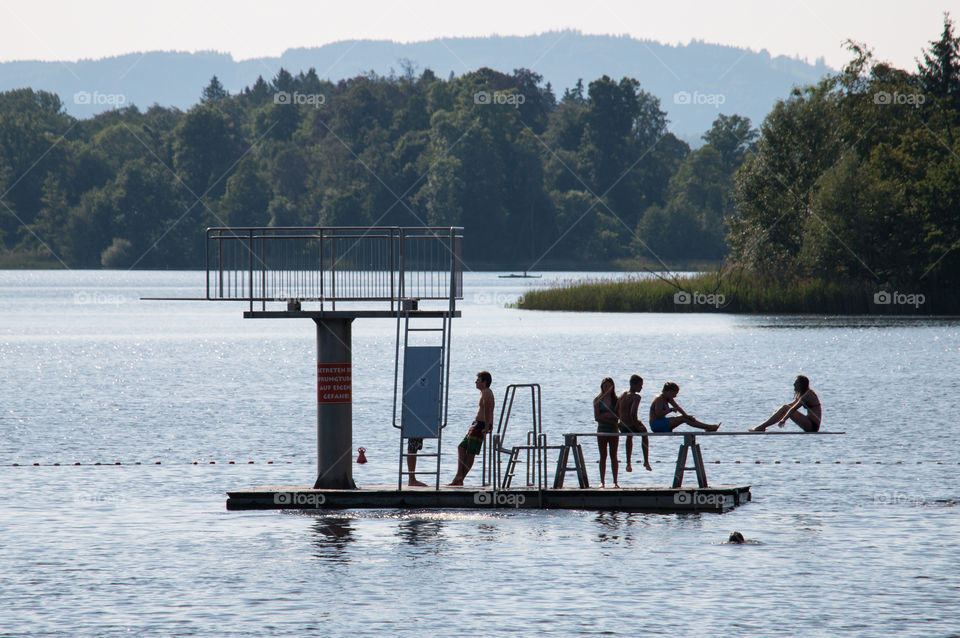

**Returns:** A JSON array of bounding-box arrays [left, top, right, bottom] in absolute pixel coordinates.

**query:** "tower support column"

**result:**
[[313, 318, 356, 489]]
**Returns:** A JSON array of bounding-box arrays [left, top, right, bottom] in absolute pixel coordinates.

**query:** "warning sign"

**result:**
[[317, 363, 352, 404]]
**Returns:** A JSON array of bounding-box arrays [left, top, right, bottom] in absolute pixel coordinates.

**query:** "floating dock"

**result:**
[[169, 226, 838, 516], [226, 484, 752, 513]]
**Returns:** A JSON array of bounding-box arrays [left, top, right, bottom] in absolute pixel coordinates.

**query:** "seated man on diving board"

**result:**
[[649, 382, 721, 432]]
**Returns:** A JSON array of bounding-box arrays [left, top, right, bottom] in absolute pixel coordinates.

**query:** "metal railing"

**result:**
[[205, 227, 463, 311]]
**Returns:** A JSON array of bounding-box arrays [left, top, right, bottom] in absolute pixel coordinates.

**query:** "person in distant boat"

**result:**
[[594, 377, 620, 487], [749, 375, 821, 432], [448, 371, 495, 486], [648, 382, 721, 432], [617, 374, 652, 473]]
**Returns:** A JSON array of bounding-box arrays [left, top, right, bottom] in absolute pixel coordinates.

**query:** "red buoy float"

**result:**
[[356, 447, 367, 464]]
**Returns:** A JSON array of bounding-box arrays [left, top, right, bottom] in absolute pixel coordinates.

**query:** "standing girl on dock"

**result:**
[[750, 375, 822, 432], [594, 377, 620, 487]]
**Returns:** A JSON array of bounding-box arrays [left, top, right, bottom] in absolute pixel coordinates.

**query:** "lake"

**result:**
[[1, 270, 958, 636]]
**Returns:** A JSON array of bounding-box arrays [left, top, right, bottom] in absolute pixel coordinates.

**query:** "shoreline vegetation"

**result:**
[[515, 271, 957, 315]]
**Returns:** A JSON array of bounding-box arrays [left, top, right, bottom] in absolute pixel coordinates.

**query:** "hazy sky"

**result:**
[[0, 0, 953, 71]]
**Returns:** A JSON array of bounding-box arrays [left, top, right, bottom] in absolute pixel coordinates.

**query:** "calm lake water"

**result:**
[[1, 270, 958, 636]]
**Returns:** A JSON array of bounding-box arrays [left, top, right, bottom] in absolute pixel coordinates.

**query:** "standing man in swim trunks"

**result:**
[[648, 382, 721, 432], [448, 371, 495, 486], [618, 374, 652, 472]]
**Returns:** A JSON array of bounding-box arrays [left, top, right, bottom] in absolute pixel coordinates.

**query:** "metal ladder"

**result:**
[[500, 432, 550, 489], [393, 300, 453, 490], [487, 384, 559, 490]]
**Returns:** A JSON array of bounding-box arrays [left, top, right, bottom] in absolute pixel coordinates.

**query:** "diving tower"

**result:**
[[203, 226, 462, 490]]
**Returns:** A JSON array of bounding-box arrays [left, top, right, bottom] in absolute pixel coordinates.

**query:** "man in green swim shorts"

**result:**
[[448, 371, 495, 486]]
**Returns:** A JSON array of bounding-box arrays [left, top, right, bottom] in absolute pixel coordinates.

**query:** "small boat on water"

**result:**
[[498, 272, 542, 279]]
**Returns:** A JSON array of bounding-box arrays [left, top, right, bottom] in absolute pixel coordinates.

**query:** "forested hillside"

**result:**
[[0, 67, 752, 269]]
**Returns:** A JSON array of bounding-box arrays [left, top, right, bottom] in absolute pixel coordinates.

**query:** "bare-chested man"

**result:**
[[649, 382, 721, 432], [448, 371, 495, 486], [617, 374, 652, 472]]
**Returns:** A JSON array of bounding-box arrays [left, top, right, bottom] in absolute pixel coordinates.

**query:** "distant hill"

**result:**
[[0, 31, 833, 143]]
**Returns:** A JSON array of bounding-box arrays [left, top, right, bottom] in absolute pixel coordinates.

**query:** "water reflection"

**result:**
[[592, 512, 658, 544], [310, 518, 355, 560], [397, 518, 445, 549]]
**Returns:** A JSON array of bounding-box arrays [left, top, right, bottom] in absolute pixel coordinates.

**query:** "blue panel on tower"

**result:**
[[401, 346, 443, 438]]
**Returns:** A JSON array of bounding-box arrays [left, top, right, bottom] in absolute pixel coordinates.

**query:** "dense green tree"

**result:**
[[220, 157, 272, 226], [727, 13, 960, 290], [918, 12, 960, 108], [728, 80, 843, 277], [0, 89, 74, 246], [637, 145, 727, 262], [201, 76, 229, 103], [702, 114, 758, 172], [172, 104, 244, 199]]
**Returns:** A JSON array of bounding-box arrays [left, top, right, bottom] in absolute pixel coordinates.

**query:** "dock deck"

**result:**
[[226, 484, 752, 513]]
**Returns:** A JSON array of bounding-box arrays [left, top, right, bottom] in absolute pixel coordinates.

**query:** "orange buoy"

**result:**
[[356, 447, 368, 464]]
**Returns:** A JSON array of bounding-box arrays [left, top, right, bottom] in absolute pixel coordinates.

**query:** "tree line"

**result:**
[[728, 14, 960, 292], [0, 65, 751, 269], [3, 11, 956, 293]]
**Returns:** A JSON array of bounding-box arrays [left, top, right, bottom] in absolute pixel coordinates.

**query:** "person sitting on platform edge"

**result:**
[[617, 374, 652, 472], [594, 377, 620, 487], [448, 371, 495, 486], [749, 375, 821, 432], [648, 382, 721, 432]]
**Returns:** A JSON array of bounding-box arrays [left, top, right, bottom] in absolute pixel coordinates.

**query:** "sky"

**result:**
[[0, 0, 953, 71]]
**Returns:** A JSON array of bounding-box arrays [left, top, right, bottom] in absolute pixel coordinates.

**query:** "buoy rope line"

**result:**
[[6, 459, 958, 467], [7, 461, 296, 467]]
